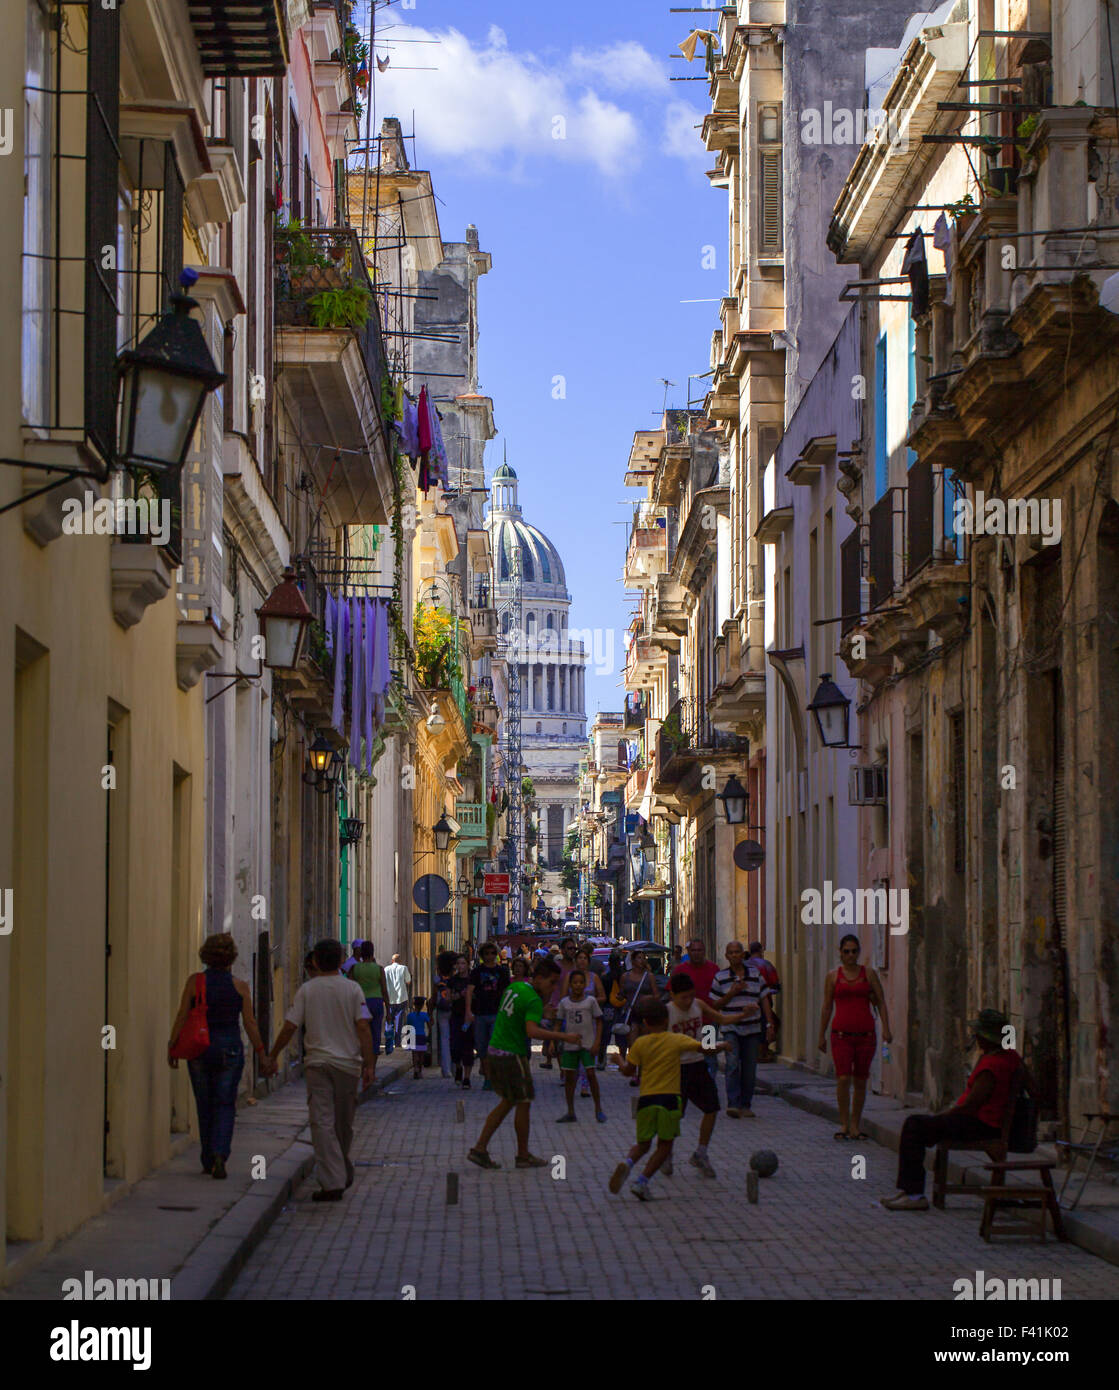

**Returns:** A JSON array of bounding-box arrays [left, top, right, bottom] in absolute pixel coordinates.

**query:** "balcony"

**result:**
[[653, 697, 750, 812], [623, 636, 663, 691], [623, 510, 668, 589], [707, 619, 766, 740], [187, 1, 289, 76], [277, 559, 341, 731], [454, 801, 489, 856], [623, 692, 646, 729], [274, 225, 393, 525]]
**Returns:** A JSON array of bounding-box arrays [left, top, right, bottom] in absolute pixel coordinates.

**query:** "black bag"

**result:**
[[1008, 1089, 1038, 1154]]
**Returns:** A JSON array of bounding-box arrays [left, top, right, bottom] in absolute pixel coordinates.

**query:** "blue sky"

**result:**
[[363, 0, 725, 717]]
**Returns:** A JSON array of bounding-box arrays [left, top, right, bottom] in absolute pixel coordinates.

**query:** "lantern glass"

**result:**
[[262, 614, 307, 671], [808, 674, 851, 748], [718, 774, 748, 826], [120, 364, 206, 472], [309, 736, 332, 775], [433, 814, 452, 852]]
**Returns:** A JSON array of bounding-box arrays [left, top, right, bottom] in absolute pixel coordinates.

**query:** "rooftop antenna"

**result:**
[[658, 378, 676, 415]]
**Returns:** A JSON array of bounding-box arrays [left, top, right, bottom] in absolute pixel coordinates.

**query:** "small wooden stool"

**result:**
[[978, 1160, 1067, 1243]]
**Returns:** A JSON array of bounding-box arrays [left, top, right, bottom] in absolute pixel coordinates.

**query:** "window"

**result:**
[[758, 104, 782, 255], [22, 0, 51, 426], [906, 317, 918, 468], [536, 721, 542, 735], [562, 722, 567, 734], [874, 333, 888, 500], [85, 0, 121, 463]]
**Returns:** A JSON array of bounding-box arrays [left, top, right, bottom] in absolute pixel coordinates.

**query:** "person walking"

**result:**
[[618, 949, 658, 1079], [541, 937, 579, 1069], [429, 950, 457, 1079], [405, 996, 430, 1079], [466, 941, 510, 1090], [348, 943, 387, 1086], [384, 953, 412, 1055], [264, 939, 374, 1202], [817, 934, 891, 1140], [168, 933, 269, 1180], [749, 941, 781, 1061], [598, 950, 626, 1071], [449, 953, 476, 1088], [467, 957, 578, 1170], [510, 956, 530, 983], [882, 1010, 1024, 1211], [710, 941, 776, 1118], [555, 970, 605, 1124]]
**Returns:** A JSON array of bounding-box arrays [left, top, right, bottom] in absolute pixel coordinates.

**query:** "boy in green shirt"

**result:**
[[468, 958, 578, 1170], [609, 1001, 730, 1201]]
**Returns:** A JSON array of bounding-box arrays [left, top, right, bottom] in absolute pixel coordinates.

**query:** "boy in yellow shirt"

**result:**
[[609, 1001, 730, 1201]]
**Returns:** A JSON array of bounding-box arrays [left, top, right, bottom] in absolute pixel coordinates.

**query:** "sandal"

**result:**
[[853, 1131, 870, 1140], [514, 1153, 549, 1168], [834, 1131, 851, 1141], [467, 1149, 501, 1170]]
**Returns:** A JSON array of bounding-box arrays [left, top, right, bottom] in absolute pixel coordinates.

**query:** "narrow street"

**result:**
[[227, 1056, 1119, 1302]]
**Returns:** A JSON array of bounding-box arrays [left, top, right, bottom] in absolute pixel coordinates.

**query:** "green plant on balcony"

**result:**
[[661, 708, 688, 754], [308, 285, 372, 330], [274, 217, 331, 270], [414, 602, 462, 690], [946, 192, 977, 222], [307, 618, 330, 673], [521, 776, 535, 802]]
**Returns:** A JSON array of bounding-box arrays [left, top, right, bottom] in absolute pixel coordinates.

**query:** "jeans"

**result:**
[[187, 1035, 244, 1165], [723, 1030, 762, 1109], [474, 1014, 497, 1060], [364, 998, 384, 1056], [896, 1110, 1001, 1194], [385, 1001, 408, 1054]]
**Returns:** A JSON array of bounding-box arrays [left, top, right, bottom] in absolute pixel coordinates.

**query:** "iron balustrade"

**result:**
[[868, 488, 905, 610]]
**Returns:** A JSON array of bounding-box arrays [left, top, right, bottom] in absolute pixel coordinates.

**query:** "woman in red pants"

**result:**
[[817, 934, 892, 1140]]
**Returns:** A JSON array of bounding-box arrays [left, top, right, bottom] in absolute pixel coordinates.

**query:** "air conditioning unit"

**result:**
[[848, 763, 888, 806]]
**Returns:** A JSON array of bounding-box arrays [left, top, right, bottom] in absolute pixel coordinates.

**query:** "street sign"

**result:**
[[412, 912, 453, 935], [483, 873, 510, 896], [413, 874, 450, 912], [734, 839, 765, 872]]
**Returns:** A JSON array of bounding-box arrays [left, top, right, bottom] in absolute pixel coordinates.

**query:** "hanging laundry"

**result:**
[[395, 397, 420, 459], [429, 405, 449, 489], [350, 597, 365, 771], [332, 596, 348, 735], [370, 598, 391, 731], [417, 385, 433, 454], [363, 597, 375, 774], [902, 228, 929, 318], [679, 29, 718, 63], [933, 213, 954, 307], [325, 591, 335, 659]]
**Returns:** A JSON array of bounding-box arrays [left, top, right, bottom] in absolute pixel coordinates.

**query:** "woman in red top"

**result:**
[[817, 934, 892, 1140]]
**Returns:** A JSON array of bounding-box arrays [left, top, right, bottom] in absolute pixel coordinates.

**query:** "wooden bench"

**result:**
[[932, 1067, 1022, 1209], [978, 1160, 1067, 1243]]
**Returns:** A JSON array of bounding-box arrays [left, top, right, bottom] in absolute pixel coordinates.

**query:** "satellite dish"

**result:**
[[733, 839, 765, 873], [413, 874, 450, 913]]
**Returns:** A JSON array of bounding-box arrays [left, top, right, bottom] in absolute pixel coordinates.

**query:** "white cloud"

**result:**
[[371, 26, 658, 176], [569, 41, 666, 92], [662, 100, 706, 161]]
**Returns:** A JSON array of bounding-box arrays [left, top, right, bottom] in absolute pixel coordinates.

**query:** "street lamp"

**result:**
[[457, 873, 470, 897], [426, 700, 446, 733], [256, 568, 313, 671], [433, 813, 453, 852], [808, 673, 853, 748], [116, 269, 225, 474], [716, 773, 748, 826], [304, 735, 342, 793], [474, 866, 485, 895]]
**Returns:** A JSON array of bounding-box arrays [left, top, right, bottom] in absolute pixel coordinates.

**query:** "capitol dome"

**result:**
[[487, 464, 568, 596]]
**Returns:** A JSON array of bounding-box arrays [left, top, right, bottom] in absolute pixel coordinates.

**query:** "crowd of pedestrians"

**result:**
[[167, 930, 1026, 1212]]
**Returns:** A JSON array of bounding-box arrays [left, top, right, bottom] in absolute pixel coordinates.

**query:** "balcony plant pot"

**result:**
[[982, 167, 1018, 198]]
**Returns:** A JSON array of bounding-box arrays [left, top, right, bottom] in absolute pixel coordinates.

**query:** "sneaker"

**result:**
[[630, 1180, 652, 1201], [596, 1111, 607, 1124], [467, 1149, 501, 1171], [608, 1162, 630, 1194], [557, 1113, 577, 1123], [881, 1192, 929, 1211], [690, 1152, 716, 1178]]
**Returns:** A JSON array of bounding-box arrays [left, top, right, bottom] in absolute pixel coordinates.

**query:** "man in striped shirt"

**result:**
[[709, 941, 776, 1117]]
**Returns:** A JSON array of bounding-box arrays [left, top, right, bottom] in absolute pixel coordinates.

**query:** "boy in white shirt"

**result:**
[[555, 970, 605, 1124], [665, 972, 743, 1178]]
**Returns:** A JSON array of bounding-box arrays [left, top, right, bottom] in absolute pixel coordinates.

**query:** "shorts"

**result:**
[[560, 1049, 595, 1071], [831, 1031, 876, 1079], [680, 1061, 720, 1115], [635, 1096, 682, 1143], [488, 1052, 535, 1103]]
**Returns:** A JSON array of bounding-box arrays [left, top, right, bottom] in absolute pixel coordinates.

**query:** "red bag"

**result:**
[[169, 973, 210, 1060]]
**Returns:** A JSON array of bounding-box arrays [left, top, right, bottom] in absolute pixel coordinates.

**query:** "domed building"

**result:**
[[488, 462, 587, 903]]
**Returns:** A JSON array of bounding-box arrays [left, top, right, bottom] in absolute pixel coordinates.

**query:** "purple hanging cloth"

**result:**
[[371, 598, 391, 729], [364, 597, 375, 774], [332, 596, 348, 735], [430, 407, 449, 488], [325, 592, 335, 659], [350, 596, 365, 770], [396, 399, 420, 459]]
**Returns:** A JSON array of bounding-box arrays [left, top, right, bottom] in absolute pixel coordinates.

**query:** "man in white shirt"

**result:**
[[265, 939, 373, 1201], [383, 953, 412, 1055]]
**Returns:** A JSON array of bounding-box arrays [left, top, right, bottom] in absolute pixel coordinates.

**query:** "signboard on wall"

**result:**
[[483, 873, 510, 896]]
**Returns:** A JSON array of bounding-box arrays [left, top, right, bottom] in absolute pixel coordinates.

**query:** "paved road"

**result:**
[[227, 1056, 1119, 1301]]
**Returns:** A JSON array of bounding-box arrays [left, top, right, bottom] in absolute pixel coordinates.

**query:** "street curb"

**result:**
[[770, 1079, 1119, 1269], [171, 1054, 412, 1301]]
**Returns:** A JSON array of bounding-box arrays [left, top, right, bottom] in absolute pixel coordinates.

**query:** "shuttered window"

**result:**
[[86, 1, 121, 465], [758, 104, 782, 255]]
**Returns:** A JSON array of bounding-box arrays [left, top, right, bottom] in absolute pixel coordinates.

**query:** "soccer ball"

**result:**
[[749, 1149, 779, 1178]]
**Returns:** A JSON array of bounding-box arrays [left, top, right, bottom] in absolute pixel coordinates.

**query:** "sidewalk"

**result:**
[[1, 1053, 412, 1302], [755, 1058, 1119, 1266]]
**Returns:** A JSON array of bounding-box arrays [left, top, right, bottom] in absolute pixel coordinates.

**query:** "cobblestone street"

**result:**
[[227, 1058, 1119, 1302]]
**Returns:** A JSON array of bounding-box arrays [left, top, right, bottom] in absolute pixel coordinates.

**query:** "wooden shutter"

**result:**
[[760, 150, 781, 254]]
